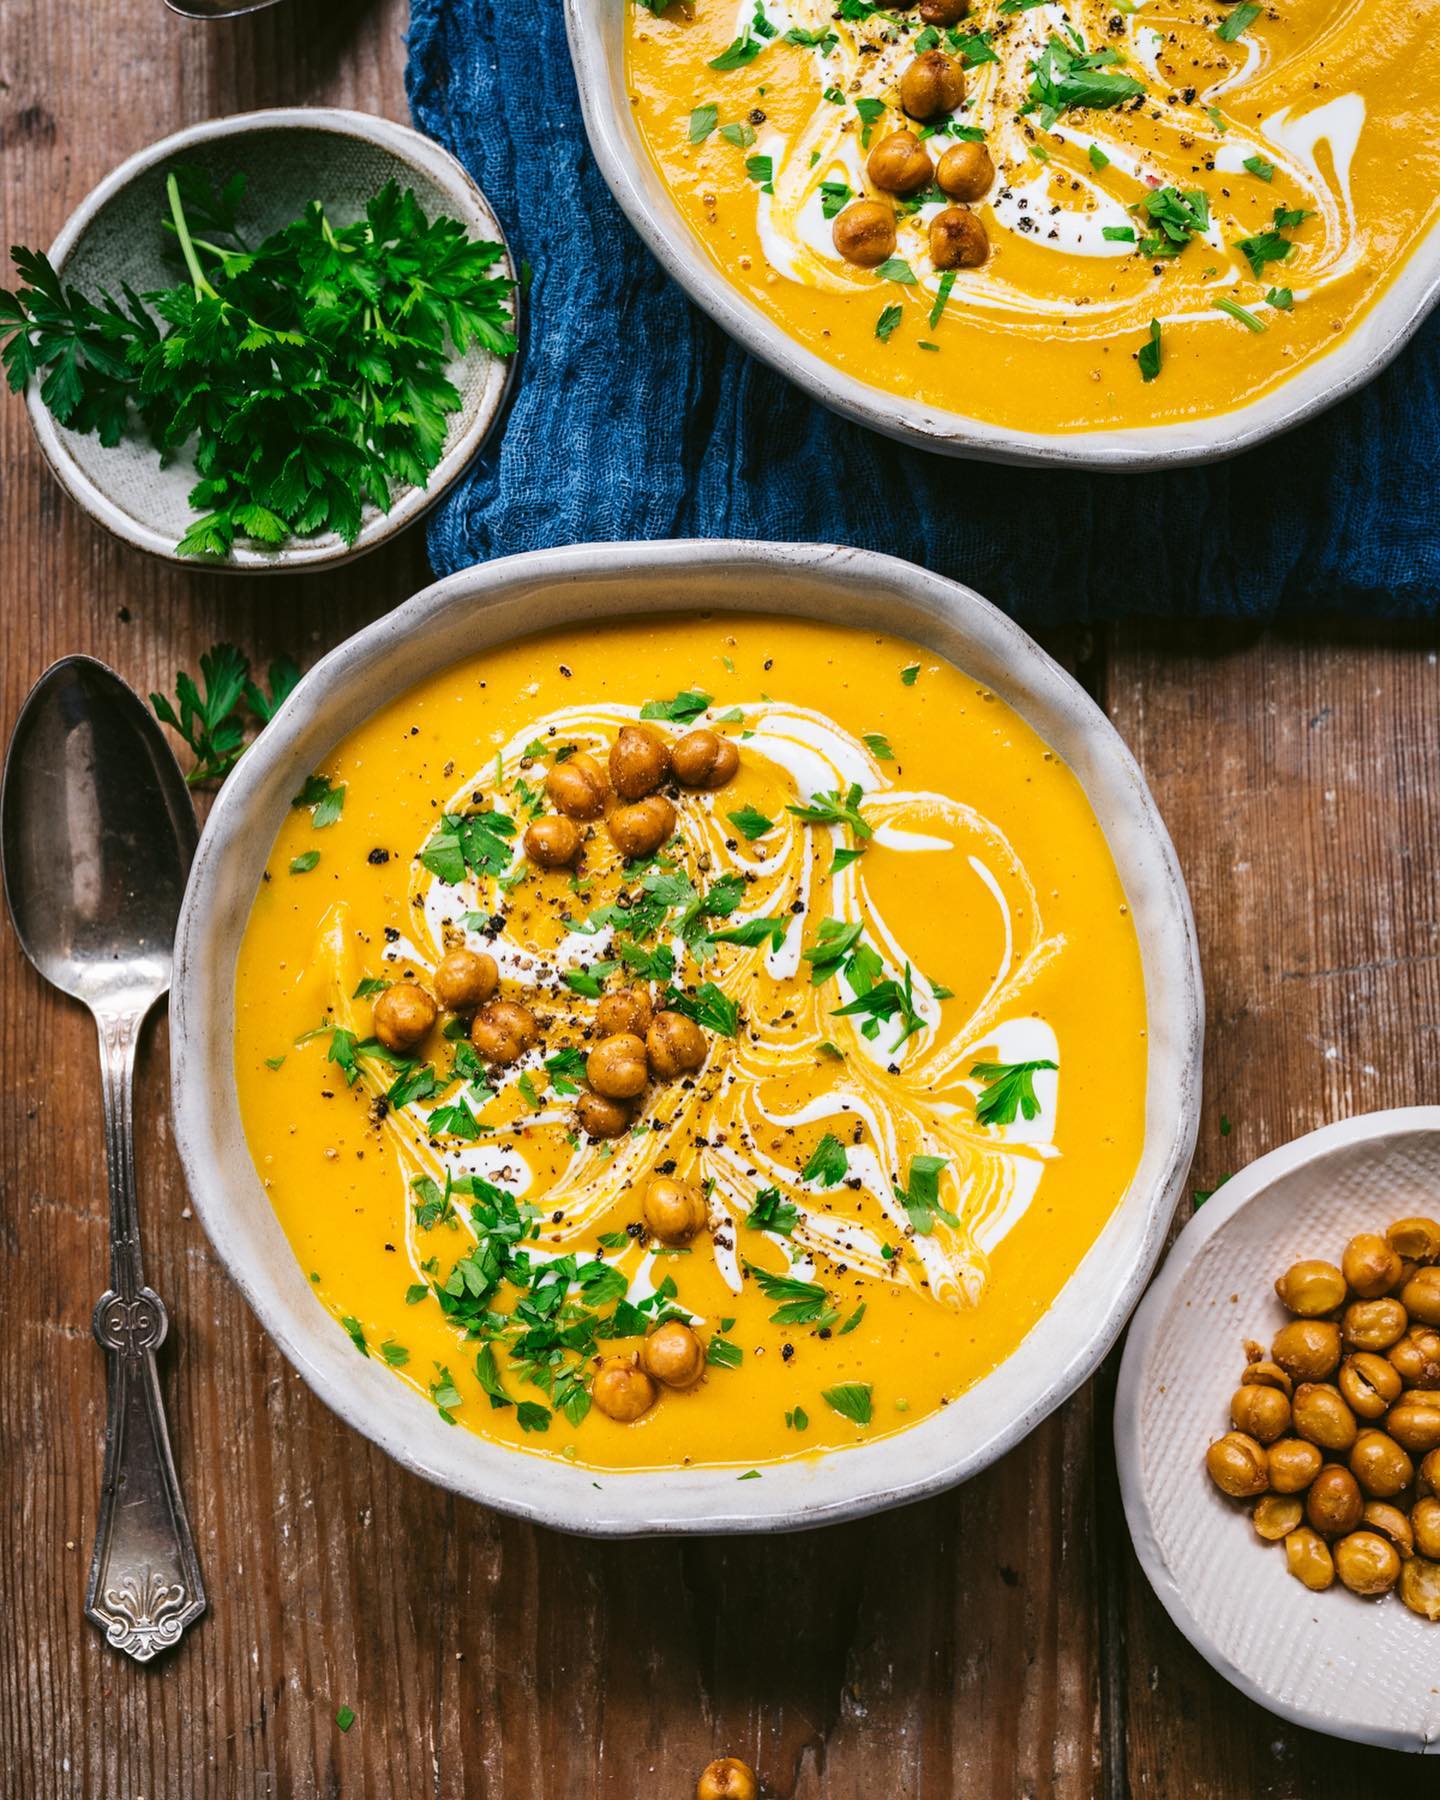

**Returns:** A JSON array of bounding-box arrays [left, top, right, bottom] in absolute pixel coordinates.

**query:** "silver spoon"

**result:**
[[2, 656, 205, 1663]]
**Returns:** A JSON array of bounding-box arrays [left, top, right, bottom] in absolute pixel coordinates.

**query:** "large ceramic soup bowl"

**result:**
[[171, 540, 1202, 1533], [567, 3, 1440, 469]]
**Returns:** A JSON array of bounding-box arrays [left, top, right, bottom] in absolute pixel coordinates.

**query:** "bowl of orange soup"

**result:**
[[170, 540, 1201, 1532], [566, 1, 1440, 466]]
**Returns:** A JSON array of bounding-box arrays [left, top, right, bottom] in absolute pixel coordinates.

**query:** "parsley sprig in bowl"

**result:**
[[1, 109, 518, 569]]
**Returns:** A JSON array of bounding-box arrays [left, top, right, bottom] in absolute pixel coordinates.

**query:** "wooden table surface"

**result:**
[[3, 3, 1438, 1795]]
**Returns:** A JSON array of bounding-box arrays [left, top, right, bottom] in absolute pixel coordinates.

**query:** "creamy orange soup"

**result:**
[[235, 615, 1147, 1470], [625, 0, 1440, 433]]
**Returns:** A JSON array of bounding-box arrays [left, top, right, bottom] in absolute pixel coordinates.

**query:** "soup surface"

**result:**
[[235, 614, 1147, 1470], [625, 0, 1440, 434]]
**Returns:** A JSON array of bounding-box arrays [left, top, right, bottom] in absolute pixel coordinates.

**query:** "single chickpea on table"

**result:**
[[1204, 1213, 1440, 1619]]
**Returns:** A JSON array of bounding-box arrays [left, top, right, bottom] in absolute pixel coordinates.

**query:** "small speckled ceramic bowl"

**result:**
[[170, 539, 1202, 1535], [24, 108, 517, 572], [1116, 1108, 1440, 1753]]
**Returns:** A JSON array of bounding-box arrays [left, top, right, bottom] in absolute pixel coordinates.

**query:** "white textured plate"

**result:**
[[564, 1, 1440, 471], [170, 539, 1202, 1535], [1116, 1108, 1440, 1754], [25, 109, 517, 571]]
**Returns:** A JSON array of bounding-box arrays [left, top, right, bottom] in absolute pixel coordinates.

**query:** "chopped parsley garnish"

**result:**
[[876, 257, 917, 285], [788, 782, 872, 840], [1266, 286, 1293, 310], [746, 1262, 832, 1325], [748, 1186, 800, 1235], [1236, 205, 1311, 278], [707, 1336, 744, 1369], [420, 808, 516, 886], [727, 803, 773, 839], [335, 1705, 356, 1733], [352, 976, 390, 998], [972, 1058, 1058, 1126], [875, 302, 904, 343], [289, 850, 320, 874], [379, 1339, 409, 1368], [785, 25, 838, 52], [670, 980, 740, 1036], [895, 1153, 955, 1234], [429, 1366, 463, 1422], [863, 732, 895, 761], [818, 180, 853, 221], [821, 1382, 873, 1426], [1243, 154, 1275, 181], [340, 1316, 367, 1356], [900, 663, 920, 685], [1138, 317, 1162, 383], [1215, 296, 1265, 333], [745, 154, 775, 187], [954, 29, 998, 67], [710, 915, 790, 951], [709, 31, 762, 71], [804, 918, 864, 984], [838, 1302, 867, 1336], [1216, 2, 1262, 42], [928, 269, 956, 330], [689, 105, 718, 143], [832, 954, 926, 1051], [639, 689, 711, 724], [544, 1045, 589, 1095], [292, 772, 346, 828], [802, 1132, 849, 1186], [1089, 143, 1110, 171], [1136, 186, 1209, 258], [719, 121, 757, 149], [1025, 34, 1144, 129]]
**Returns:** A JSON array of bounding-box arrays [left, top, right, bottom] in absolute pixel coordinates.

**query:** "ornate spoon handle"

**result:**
[[84, 1008, 205, 1663]]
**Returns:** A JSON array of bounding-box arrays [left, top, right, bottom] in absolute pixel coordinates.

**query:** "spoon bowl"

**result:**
[[3, 657, 196, 1013]]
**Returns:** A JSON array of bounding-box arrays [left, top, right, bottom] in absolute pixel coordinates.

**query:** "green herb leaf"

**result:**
[[802, 1132, 849, 1186], [1243, 153, 1275, 181], [747, 1186, 800, 1235], [639, 689, 711, 724], [875, 303, 904, 343], [1216, 2, 1262, 42], [289, 850, 320, 874], [689, 105, 719, 143], [1138, 317, 1162, 383], [821, 1382, 873, 1425], [971, 1058, 1058, 1126]]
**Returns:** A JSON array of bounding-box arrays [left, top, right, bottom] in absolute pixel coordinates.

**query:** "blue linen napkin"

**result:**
[[407, 0, 1440, 624]]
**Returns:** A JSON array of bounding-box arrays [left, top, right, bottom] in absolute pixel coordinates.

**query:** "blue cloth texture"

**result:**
[[406, 0, 1440, 625]]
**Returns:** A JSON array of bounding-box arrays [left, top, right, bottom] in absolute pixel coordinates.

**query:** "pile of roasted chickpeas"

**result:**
[[696, 1756, 759, 1800], [370, 720, 743, 1426], [832, 21, 994, 278], [1204, 1215, 1440, 1619]]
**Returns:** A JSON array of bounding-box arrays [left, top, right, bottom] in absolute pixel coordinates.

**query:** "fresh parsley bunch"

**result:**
[[0, 167, 517, 558]]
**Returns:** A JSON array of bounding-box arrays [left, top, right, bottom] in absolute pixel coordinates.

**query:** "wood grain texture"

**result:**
[[0, 2, 1435, 1794]]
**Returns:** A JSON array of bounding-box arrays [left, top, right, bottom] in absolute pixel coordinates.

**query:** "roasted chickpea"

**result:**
[[609, 724, 670, 801], [545, 751, 608, 820], [607, 795, 677, 860], [1362, 1501, 1414, 1558], [1267, 1437, 1323, 1494], [647, 1009, 708, 1079], [576, 1089, 634, 1140], [1403, 1267, 1440, 1326], [433, 948, 498, 1014], [1400, 1555, 1440, 1620], [670, 728, 740, 790], [1252, 1495, 1303, 1541], [1205, 1432, 1269, 1498], [697, 1758, 759, 1800], [1272, 1318, 1342, 1382], [832, 200, 897, 269], [1389, 1326, 1440, 1388], [1338, 1351, 1403, 1420], [1284, 1526, 1335, 1591], [641, 1320, 706, 1390], [1424, 1448, 1440, 1495], [1386, 1401, 1440, 1455], [521, 815, 580, 869], [866, 129, 934, 196], [899, 48, 965, 120], [1350, 1428, 1414, 1498], [936, 140, 995, 202], [587, 1032, 649, 1101], [1412, 1496, 1440, 1559], [1274, 1259, 1346, 1317], [918, 0, 969, 19], [1333, 1530, 1401, 1597], [643, 1175, 708, 1246], [1291, 1382, 1357, 1453], [372, 981, 437, 1052], [592, 1355, 656, 1423], [1342, 1231, 1403, 1299], [470, 999, 538, 1065], [1240, 1359, 1293, 1397], [596, 985, 653, 1038], [1306, 1464, 1364, 1537], [930, 205, 989, 270], [1230, 1384, 1290, 1444], [1388, 1215, 1440, 1263], [1343, 1297, 1409, 1353]]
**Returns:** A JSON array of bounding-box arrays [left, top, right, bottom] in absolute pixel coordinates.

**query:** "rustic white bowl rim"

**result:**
[[25, 107, 517, 572], [1115, 1106, 1440, 1754], [170, 538, 1202, 1534], [563, 2, 1440, 471]]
